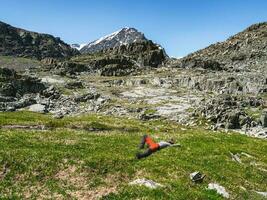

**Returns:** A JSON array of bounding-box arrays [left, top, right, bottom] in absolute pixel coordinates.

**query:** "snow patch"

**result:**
[[71, 43, 87, 50], [86, 29, 122, 48]]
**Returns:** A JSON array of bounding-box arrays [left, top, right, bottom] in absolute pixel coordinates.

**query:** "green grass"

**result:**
[[0, 111, 266, 199], [144, 109, 157, 115], [0, 56, 41, 71]]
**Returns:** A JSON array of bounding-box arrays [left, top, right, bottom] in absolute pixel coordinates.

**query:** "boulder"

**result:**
[[225, 111, 240, 129], [28, 104, 47, 113]]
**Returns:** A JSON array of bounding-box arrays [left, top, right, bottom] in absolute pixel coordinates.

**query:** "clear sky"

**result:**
[[1, 0, 267, 57]]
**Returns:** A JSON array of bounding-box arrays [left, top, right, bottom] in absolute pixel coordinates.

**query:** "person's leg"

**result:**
[[136, 149, 153, 159], [139, 134, 147, 149]]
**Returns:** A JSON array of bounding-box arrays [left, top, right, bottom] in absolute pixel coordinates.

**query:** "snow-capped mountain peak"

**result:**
[[79, 27, 147, 54]]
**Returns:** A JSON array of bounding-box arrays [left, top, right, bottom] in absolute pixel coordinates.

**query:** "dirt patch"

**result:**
[[70, 186, 117, 200], [55, 165, 119, 199], [55, 165, 86, 188], [23, 184, 64, 200]]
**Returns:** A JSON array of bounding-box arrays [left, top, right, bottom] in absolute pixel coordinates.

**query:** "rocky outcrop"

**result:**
[[0, 68, 46, 97], [0, 67, 48, 111], [193, 95, 263, 130], [70, 40, 167, 76], [0, 21, 79, 59], [107, 69, 266, 95]]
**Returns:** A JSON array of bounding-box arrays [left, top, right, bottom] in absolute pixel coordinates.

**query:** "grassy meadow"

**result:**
[[0, 111, 266, 199]]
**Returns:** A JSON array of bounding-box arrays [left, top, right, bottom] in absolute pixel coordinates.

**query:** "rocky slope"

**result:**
[[167, 22, 267, 137], [79, 27, 147, 54], [0, 21, 266, 139], [174, 22, 267, 72], [0, 21, 78, 59]]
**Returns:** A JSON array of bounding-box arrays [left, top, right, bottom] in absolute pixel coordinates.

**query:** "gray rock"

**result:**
[[29, 104, 47, 113], [208, 183, 230, 199], [230, 152, 242, 163], [129, 178, 163, 189], [190, 172, 205, 183]]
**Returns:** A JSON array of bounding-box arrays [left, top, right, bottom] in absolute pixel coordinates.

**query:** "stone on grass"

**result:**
[[255, 191, 267, 197], [129, 178, 163, 189], [230, 152, 242, 163], [29, 104, 47, 113], [190, 171, 205, 183], [208, 183, 230, 199]]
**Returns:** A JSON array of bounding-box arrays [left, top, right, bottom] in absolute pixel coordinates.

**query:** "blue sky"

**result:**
[[1, 0, 267, 57]]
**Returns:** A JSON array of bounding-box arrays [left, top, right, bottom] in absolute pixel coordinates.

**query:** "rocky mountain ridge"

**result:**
[[175, 22, 267, 72], [0, 21, 78, 60]]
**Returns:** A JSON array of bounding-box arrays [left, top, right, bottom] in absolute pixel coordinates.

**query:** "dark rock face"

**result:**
[[70, 40, 167, 76], [0, 68, 46, 97], [80, 27, 147, 54], [0, 67, 48, 111], [105, 40, 167, 67], [0, 21, 79, 59], [174, 22, 267, 72]]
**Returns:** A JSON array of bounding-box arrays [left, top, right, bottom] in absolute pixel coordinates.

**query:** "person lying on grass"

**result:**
[[136, 134, 181, 159]]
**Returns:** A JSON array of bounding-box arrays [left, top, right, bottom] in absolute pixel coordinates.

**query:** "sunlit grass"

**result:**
[[0, 111, 266, 199]]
